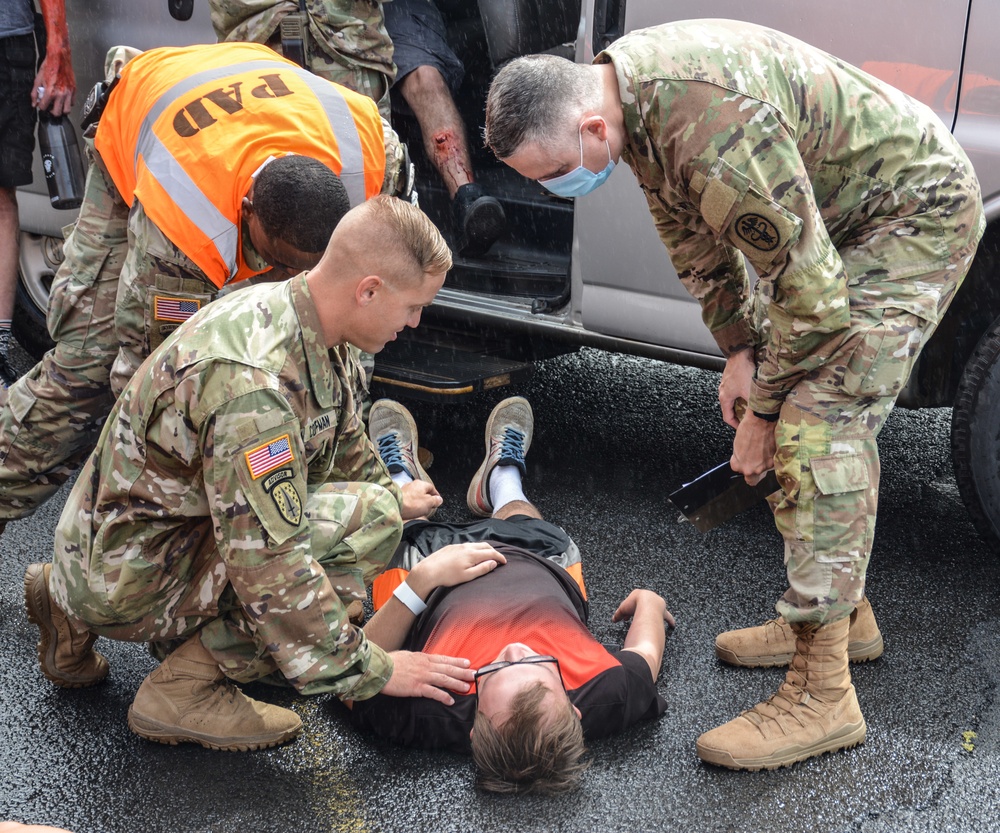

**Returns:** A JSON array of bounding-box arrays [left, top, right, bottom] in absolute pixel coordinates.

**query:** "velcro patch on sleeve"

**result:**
[[268, 477, 303, 527], [245, 433, 295, 479], [698, 159, 802, 273], [700, 176, 740, 234], [231, 418, 307, 545], [236, 457, 306, 544], [237, 460, 305, 543]]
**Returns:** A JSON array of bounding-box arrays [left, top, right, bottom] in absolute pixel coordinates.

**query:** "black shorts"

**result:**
[[0, 33, 38, 188], [398, 515, 575, 564], [383, 0, 464, 93]]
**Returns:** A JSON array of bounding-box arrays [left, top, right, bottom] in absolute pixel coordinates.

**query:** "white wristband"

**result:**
[[393, 580, 427, 616]]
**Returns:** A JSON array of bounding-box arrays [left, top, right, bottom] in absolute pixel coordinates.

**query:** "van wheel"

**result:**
[[14, 231, 57, 360], [952, 314, 1000, 550]]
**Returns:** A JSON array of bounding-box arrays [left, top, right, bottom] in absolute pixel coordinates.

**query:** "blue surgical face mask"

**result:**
[[539, 125, 616, 198]]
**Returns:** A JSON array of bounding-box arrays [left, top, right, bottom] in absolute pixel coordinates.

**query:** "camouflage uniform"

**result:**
[[0, 46, 402, 524], [209, 0, 396, 119], [0, 133, 127, 520], [599, 21, 985, 624], [208, 2, 401, 388], [51, 275, 402, 698]]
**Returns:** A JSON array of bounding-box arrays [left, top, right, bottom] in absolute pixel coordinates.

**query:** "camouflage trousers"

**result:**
[[765, 235, 981, 626], [299, 45, 392, 121], [0, 136, 128, 521], [54, 481, 400, 689]]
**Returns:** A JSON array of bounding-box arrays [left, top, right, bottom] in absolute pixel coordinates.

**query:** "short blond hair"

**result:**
[[362, 195, 452, 281], [471, 682, 589, 795], [321, 195, 453, 288]]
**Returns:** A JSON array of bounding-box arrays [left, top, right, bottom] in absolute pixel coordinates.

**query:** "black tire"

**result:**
[[952, 314, 1000, 550], [13, 231, 57, 360]]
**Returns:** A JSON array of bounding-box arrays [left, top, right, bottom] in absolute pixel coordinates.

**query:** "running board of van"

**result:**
[[371, 333, 535, 402]]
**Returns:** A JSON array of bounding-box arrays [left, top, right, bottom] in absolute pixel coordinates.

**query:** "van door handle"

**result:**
[[169, 0, 194, 21], [593, 0, 626, 54]]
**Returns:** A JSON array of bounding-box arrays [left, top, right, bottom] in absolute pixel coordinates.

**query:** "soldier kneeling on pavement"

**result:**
[[24, 196, 467, 751], [349, 397, 673, 794], [0, 39, 407, 542]]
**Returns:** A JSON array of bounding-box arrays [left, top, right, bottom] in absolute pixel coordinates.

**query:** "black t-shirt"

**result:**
[[351, 522, 666, 750]]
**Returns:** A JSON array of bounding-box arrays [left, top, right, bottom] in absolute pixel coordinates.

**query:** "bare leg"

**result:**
[[397, 65, 473, 198], [396, 65, 506, 255], [0, 187, 18, 319], [494, 499, 541, 521], [0, 186, 20, 382]]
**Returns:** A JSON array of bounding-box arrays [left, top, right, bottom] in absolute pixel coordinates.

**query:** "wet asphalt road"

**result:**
[[2, 345, 999, 833]]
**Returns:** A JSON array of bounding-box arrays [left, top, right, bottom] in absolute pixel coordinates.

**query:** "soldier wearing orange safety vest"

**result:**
[[97, 42, 389, 290], [0, 41, 409, 540]]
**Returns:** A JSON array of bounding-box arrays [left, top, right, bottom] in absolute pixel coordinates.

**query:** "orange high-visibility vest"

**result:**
[[96, 42, 385, 288]]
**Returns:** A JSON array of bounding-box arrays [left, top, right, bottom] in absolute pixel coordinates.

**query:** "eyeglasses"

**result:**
[[473, 655, 563, 691]]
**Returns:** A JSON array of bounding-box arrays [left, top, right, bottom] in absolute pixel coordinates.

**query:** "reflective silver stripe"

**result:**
[[141, 60, 291, 138], [140, 133, 239, 276], [294, 73, 368, 207]]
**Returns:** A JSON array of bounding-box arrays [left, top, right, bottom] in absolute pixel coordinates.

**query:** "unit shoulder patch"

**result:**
[[726, 191, 801, 272], [269, 480, 303, 526], [234, 435, 305, 545], [735, 213, 781, 252]]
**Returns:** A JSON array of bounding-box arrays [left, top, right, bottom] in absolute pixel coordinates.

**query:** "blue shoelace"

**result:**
[[498, 427, 526, 465], [377, 431, 411, 476]]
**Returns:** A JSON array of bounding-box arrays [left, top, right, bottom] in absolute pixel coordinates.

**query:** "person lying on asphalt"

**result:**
[[350, 396, 674, 794]]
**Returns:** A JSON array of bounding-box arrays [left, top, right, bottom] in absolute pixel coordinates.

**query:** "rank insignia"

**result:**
[[245, 434, 294, 479], [154, 296, 202, 323]]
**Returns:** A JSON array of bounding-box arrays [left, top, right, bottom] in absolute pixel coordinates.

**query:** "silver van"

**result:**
[[15, 0, 1000, 548]]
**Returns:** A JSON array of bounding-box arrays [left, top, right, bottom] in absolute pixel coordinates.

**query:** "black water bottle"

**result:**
[[37, 104, 86, 210]]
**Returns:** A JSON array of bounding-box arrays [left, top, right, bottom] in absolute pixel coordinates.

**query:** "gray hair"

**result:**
[[484, 55, 602, 159]]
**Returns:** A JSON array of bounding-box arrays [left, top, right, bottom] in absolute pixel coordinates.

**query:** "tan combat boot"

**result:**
[[127, 633, 302, 751], [714, 596, 884, 667], [24, 563, 109, 687], [696, 617, 866, 770]]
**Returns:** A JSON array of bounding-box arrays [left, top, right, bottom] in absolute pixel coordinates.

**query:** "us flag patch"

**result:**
[[154, 296, 202, 323], [245, 434, 294, 479]]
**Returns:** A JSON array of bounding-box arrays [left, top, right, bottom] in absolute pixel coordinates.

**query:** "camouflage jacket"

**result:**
[[599, 20, 984, 414], [209, 0, 395, 83], [55, 274, 401, 699], [208, 3, 403, 195]]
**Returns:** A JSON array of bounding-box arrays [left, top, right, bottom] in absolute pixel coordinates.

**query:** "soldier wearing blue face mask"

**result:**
[[537, 123, 616, 198], [483, 20, 983, 774]]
